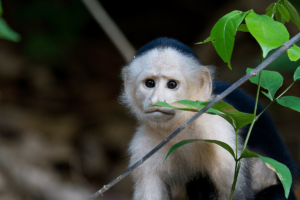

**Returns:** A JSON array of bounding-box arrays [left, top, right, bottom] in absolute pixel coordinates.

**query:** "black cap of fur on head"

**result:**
[[135, 37, 200, 62]]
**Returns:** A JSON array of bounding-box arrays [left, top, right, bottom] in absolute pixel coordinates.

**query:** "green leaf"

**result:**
[[287, 44, 300, 61], [259, 155, 292, 199], [275, 6, 286, 24], [260, 91, 273, 101], [152, 101, 233, 128], [238, 149, 292, 198], [277, 96, 300, 112], [239, 149, 259, 159], [196, 37, 211, 44], [237, 24, 249, 32], [282, 0, 300, 29], [151, 100, 220, 114], [266, 3, 276, 18], [247, 68, 283, 101], [153, 100, 254, 130], [294, 66, 300, 81], [0, 17, 21, 42], [150, 101, 180, 109], [163, 139, 235, 163], [202, 101, 255, 130], [211, 10, 249, 70], [245, 12, 289, 58], [0, 0, 2, 16], [202, 140, 236, 159], [175, 100, 222, 114], [217, 113, 236, 128], [266, 3, 276, 12], [277, 3, 290, 22], [172, 100, 199, 111]]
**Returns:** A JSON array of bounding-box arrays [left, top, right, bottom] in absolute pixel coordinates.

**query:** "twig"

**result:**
[[85, 32, 300, 200], [82, 0, 136, 63]]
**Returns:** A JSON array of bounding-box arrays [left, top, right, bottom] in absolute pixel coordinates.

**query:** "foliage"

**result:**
[[246, 12, 289, 58], [16, 0, 90, 62], [152, 0, 300, 199], [287, 44, 300, 61], [246, 68, 283, 101], [277, 96, 300, 112], [163, 139, 236, 164], [210, 11, 249, 69], [0, 0, 21, 42]]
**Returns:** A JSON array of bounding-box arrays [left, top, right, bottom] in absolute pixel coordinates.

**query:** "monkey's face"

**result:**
[[122, 48, 212, 124], [137, 68, 182, 123]]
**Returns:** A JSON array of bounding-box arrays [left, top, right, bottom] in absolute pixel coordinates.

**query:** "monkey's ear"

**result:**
[[199, 68, 212, 99]]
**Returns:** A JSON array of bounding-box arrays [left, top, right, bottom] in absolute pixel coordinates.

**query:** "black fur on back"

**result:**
[[135, 37, 200, 62]]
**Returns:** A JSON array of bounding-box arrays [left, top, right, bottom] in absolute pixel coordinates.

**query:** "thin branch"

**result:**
[[82, 0, 136, 63], [85, 32, 300, 200]]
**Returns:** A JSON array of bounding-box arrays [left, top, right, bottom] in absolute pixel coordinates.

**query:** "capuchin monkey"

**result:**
[[120, 37, 297, 200]]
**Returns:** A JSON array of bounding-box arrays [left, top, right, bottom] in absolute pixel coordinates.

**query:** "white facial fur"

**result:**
[[121, 47, 214, 124]]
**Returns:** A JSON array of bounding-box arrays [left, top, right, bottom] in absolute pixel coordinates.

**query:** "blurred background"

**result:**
[[0, 0, 299, 199]]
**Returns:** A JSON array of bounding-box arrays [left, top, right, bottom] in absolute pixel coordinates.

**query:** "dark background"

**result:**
[[0, 0, 300, 199]]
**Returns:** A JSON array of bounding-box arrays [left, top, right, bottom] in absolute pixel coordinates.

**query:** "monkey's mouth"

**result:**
[[144, 107, 175, 115]]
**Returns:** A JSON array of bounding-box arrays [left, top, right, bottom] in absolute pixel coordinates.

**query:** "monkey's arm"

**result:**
[[131, 170, 172, 200], [129, 130, 173, 200]]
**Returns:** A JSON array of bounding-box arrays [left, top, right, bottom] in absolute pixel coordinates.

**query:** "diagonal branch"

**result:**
[[85, 32, 300, 200], [82, 0, 136, 63]]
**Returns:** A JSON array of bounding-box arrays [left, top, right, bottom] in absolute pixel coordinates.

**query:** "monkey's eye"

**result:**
[[167, 80, 177, 89], [145, 79, 155, 88]]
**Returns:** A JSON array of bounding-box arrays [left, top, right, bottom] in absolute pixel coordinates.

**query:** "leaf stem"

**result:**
[[256, 80, 295, 120], [230, 129, 240, 199], [242, 117, 256, 151], [254, 71, 263, 115], [243, 46, 266, 141], [234, 130, 237, 160], [229, 162, 238, 200], [276, 81, 295, 99], [229, 161, 241, 200], [256, 102, 273, 119], [243, 68, 296, 153], [242, 59, 263, 151]]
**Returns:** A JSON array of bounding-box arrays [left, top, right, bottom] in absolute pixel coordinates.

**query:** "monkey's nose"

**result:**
[[150, 99, 167, 106], [150, 96, 165, 105]]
